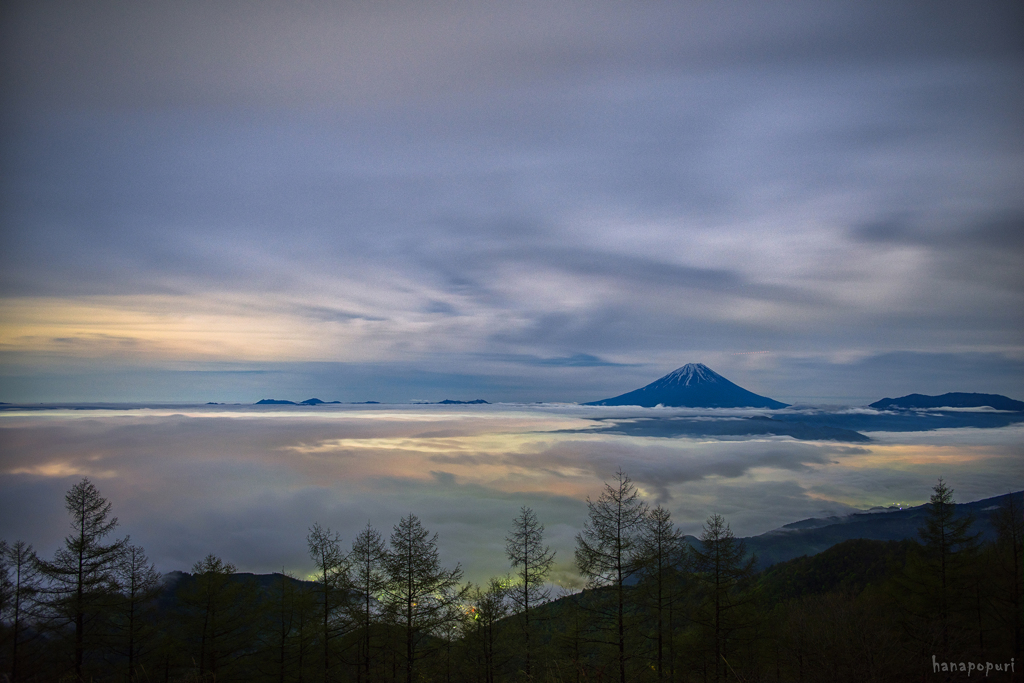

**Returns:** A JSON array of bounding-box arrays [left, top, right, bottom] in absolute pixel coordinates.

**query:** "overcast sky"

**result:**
[[1, 1, 1022, 403]]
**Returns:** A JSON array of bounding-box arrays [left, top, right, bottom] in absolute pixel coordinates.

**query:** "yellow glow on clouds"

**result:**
[[0, 289, 512, 363], [2, 406, 1018, 508], [0, 295, 374, 361], [1, 406, 1021, 582]]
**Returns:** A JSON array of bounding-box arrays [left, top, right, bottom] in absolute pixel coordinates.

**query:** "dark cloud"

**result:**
[[0, 1, 1022, 402], [477, 353, 632, 368], [3, 1, 1021, 108]]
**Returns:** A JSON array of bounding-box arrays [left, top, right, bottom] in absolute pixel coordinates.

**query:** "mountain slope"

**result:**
[[735, 490, 1020, 570], [585, 363, 789, 409]]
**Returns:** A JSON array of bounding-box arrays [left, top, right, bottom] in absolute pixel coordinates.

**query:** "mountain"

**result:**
[[732, 490, 1020, 570], [585, 363, 788, 409], [255, 399, 297, 405], [870, 392, 1024, 411], [757, 538, 915, 601]]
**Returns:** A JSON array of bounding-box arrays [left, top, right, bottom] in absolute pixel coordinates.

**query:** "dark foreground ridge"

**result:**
[[7, 476, 1020, 682], [870, 391, 1024, 411], [585, 362, 789, 409]]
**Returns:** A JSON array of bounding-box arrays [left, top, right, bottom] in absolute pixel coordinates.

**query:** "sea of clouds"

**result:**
[[1, 403, 1021, 586]]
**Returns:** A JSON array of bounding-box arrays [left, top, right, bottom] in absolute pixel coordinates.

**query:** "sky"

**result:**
[[1, 0, 1022, 404], [2, 404, 1021, 584]]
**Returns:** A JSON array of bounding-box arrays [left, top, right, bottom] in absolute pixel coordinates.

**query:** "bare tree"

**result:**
[[349, 522, 388, 682], [506, 506, 555, 679], [892, 478, 979, 659], [463, 578, 510, 683], [3, 540, 41, 683], [177, 554, 259, 680], [261, 571, 316, 683], [113, 540, 162, 682], [638, 505, 685, 683], [0, 540, 8, 616], [988, 493, 1023, 682], [690, 513, 756, 683], [917, 478, 979, 653], [383, 514, 465, 683], [308, 522, 349, 682], [37, 478, 126, 681], [574, 469, 649, 683]]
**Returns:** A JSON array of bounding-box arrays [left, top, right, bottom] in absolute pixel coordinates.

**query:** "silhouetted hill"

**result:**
[[758, 538, 914, 601], [870, 392, 1024, 411], [255, 398, 297, 405], [737, 490, 1019, 570], [585, 363, 788, 409]]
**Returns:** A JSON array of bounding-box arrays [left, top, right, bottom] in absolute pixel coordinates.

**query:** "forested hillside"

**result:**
[[1, 476, 1020, 682]]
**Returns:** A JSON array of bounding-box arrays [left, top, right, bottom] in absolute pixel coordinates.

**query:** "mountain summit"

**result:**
[[585, 363, 789, 409]]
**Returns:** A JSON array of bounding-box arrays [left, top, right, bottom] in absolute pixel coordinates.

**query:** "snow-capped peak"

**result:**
[[661, 363, 721, 387]]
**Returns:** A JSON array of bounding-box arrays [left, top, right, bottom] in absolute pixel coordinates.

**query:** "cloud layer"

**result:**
[[2, 405, 1020, 584], [1, 1, 1022, 402]]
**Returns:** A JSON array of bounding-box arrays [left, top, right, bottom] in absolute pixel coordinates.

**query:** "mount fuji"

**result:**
[[585, 363, 789, 409]]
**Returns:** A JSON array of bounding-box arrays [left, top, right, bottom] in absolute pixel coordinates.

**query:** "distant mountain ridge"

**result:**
[[870, 392, 1024, 411], [586, 363, 788, 409], [729, 490, 1021, 570]]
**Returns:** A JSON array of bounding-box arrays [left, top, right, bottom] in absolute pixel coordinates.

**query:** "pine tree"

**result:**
[[463, 578, 509, 683], [176, 554, 260, 679], [349, 522, 388, 682], [689, 513, 756, 683], [113, 540, 162, 682], [574, 469, 649, 683], [3, 540, 41, 683], [260, 571, 316, 683], [383, 514, 465, 683], [36, 478, 126, 681], [895, 478, 979, 657], [505, 505, 555, 678], [308, 522, 350, 682], [988, 493, 1023, 681], [638, 505, 685, 683], [0, 540, 8, 617]]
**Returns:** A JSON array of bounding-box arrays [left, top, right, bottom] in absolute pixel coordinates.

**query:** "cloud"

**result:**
[[3, 406, 1019, 584], [478, 353, 633, 368], [0, 1, 1022, 402]]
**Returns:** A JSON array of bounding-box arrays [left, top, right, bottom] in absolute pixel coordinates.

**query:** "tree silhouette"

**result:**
[[113, 540, 161, 682], [383, 514, 465, 683], [988, 494, 1023, 680], [574, 469, 649, 683], [349, 522, 388, 683], [894, 478, 979, 658], [690, 513, 756, 683], [3, 540, 41, 682], [505, 505, 555, 678], [308, 522, 350, 682], [176, 554, 259, 679], [36, 478, 126, 681], [462, 577, 509, 683], [638, 505, 686, 683], [259, 571, 316, 683]]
